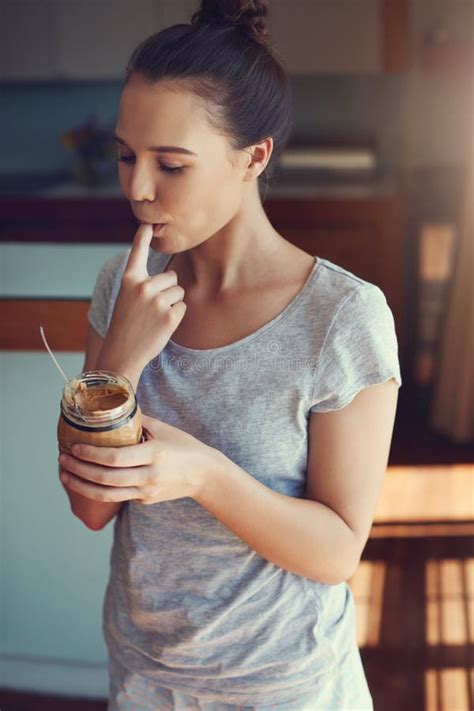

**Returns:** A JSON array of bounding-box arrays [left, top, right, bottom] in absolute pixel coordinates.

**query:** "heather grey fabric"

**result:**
[[87, 248, 401, 705]]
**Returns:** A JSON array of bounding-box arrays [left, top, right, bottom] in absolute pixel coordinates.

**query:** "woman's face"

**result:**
[[115, 75, 248, 252]]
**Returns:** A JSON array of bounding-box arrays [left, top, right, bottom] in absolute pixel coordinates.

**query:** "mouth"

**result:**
[[138, 219, 167, 234]]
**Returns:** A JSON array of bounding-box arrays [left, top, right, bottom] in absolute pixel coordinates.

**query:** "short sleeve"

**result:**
[[310, 284, 402, 413], [87, 252, 127, 339]]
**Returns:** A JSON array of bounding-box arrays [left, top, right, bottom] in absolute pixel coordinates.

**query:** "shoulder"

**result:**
[[309, 259, 401, 410], [312, 257, 391, 328]]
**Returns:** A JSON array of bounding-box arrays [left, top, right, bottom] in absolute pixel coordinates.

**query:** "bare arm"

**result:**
[[62, 229, 187, 529], [59, 322, 133, 530], [195, 379, 399, 584]]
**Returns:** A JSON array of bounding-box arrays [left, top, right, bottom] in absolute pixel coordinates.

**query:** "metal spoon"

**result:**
[[39, 325, 86, 421]]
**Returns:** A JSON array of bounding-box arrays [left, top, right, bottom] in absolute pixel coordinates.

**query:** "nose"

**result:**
[[127, 162, 157, 203]]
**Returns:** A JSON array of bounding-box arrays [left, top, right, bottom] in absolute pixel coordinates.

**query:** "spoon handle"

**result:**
[[39, 325, 69, 384]]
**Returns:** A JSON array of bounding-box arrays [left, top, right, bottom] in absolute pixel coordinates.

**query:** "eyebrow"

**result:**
[[113, 133, 197, 156]]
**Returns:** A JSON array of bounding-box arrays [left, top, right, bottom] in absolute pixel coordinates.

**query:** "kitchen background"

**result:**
[[1, 1, 473, 710]]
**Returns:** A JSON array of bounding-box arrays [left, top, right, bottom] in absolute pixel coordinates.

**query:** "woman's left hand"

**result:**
[[58, 414, 217, 504]]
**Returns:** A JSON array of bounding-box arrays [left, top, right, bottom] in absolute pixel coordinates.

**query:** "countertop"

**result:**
[[0, 170, 402, 199]]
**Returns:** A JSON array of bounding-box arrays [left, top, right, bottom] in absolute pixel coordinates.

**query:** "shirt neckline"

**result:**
[[160, 253, 322, 355]]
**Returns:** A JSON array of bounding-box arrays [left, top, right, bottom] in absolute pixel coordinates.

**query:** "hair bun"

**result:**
[[191, 0, 270, 47]]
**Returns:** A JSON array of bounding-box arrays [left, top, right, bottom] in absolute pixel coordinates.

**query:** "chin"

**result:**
[[151, 239, 175, 254], [150, 236, 167, 251]]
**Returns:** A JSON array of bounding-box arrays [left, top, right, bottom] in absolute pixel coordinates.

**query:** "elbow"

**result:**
[[83, 519, 106, 532], [316, 541, 363, 586], [340, 558, 361, 584], [81, 518, 106, 532], [325, 560, 360, 586], [340, 544, 364, 583], [307, 560, 358, 586], [71, 506, 105, 531], [337, 527, 367, 583], [322, 567, 355, 586], [80, 517, 105, 532]]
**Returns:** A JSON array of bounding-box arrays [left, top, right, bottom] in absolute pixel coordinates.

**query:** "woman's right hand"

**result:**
[[96, 223, 187, 383]]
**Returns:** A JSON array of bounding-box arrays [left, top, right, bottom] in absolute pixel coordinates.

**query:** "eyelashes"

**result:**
[[116, 155, 184, 175]]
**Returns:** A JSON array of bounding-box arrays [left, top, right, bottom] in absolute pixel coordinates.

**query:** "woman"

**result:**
[[58, 1, 402, 708]]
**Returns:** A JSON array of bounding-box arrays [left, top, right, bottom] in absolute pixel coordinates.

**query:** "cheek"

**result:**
[[181, 171, 241, 232]]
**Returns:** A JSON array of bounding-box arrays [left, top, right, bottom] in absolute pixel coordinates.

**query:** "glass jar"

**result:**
[[57, 370, 148, 455]]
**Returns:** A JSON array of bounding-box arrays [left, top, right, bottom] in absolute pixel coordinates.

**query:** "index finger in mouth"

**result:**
[[122, 223, 153, 281]]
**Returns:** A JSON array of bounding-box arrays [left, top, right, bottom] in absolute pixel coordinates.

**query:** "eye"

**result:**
[[160, 164, 184, 175], [116, 154, 184, 175]]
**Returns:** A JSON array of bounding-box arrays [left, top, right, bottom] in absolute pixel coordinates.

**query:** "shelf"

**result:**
[[418, 44, 473, 74]]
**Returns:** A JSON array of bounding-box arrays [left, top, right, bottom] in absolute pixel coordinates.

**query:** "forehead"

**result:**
[[116, 77, 217, 150]]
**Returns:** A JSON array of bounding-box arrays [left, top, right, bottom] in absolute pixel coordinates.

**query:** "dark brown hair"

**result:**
[[124, 0, 292, 201]]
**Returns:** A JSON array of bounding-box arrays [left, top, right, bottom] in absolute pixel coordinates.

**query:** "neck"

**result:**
[[172, 185, 284, 300]]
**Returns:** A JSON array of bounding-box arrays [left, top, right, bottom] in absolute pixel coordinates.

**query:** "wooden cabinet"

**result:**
[[0, 0, 409, 80], [0, 191, 407, 363]]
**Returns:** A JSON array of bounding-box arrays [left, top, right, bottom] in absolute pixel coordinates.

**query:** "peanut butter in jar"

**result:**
[[57, 370, 147, 455]]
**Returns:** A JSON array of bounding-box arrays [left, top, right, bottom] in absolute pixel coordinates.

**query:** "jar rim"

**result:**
[[61, 369, 136, 426]]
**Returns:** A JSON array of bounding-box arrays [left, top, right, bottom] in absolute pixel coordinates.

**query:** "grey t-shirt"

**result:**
[[87, 248, 402, 704]]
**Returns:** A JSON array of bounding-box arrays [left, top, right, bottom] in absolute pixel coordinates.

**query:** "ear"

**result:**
[[243, 136, 273, 181]]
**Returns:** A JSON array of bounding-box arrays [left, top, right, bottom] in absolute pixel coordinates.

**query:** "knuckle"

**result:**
[[164, 309, 176, 325], [140, 486, 155, 504], [121, 271, 135, 287], [66, 458, 78, 472], [138, 280, 153, 297], [94, 485, 112, 502], [106, 451, 120, 467], [147, 471, 159, 489], [63, 473, 74, 488], [154, 292, 167, 309], [173, 303, 186, 320]]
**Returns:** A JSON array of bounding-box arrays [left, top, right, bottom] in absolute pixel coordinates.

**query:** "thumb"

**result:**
[[141, 413, 176, 438]]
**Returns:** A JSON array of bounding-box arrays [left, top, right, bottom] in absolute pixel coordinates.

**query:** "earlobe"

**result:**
[[244, 165, 264, 183]]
